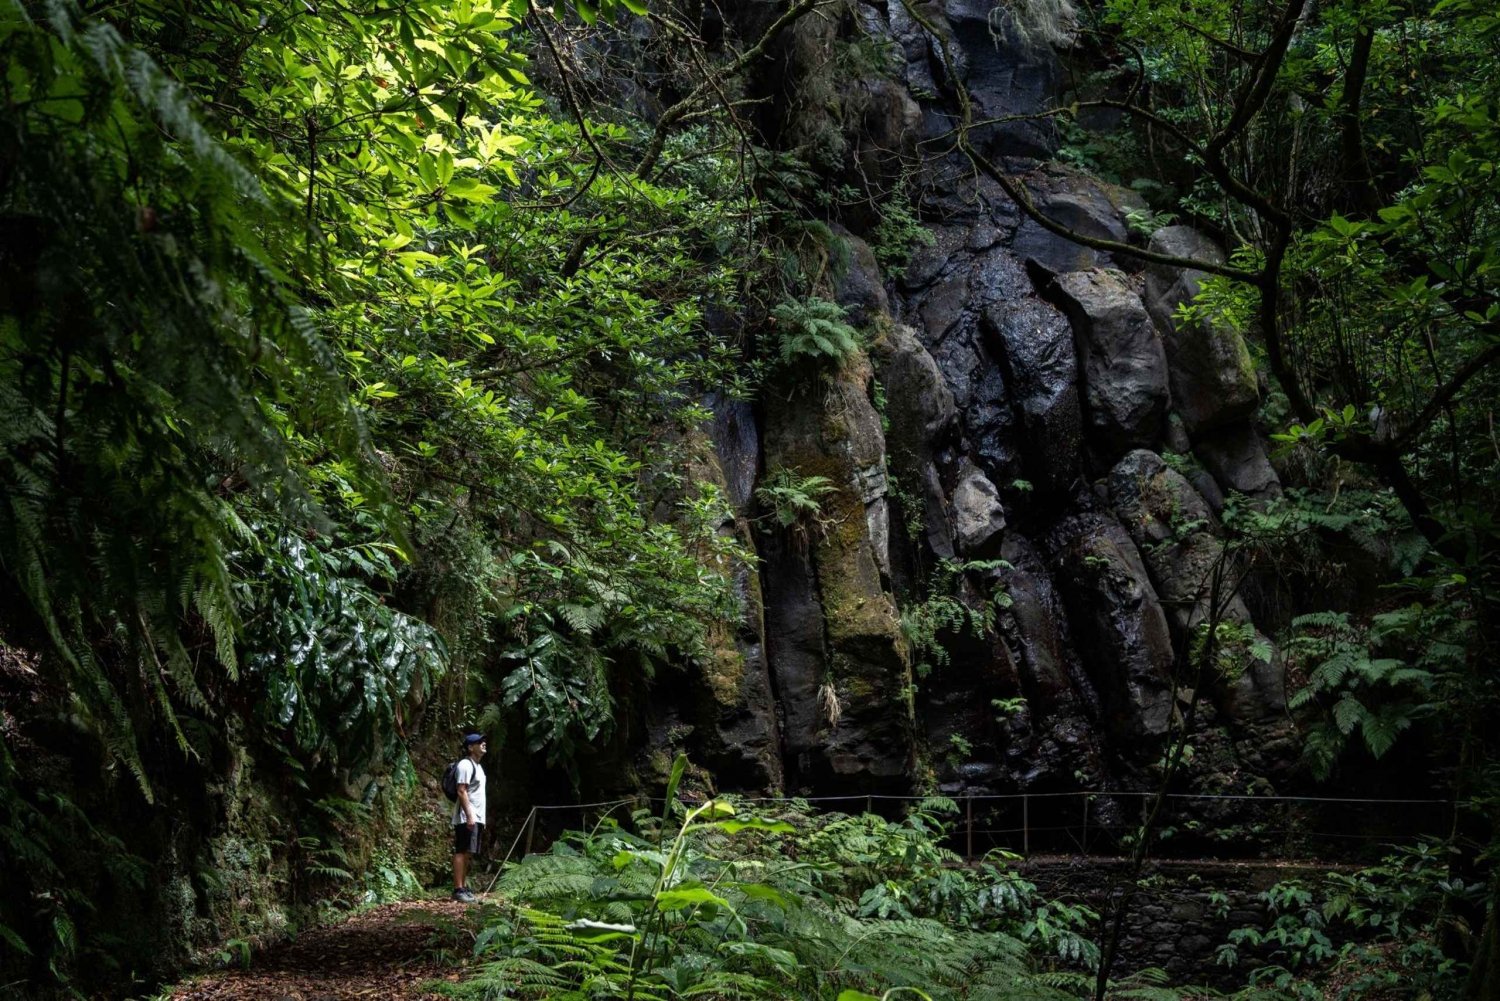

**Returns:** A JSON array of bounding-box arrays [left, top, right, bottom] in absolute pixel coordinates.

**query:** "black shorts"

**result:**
[[453, 822, 484, 855]]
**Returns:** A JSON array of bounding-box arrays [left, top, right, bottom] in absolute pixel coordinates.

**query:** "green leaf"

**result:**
[[655, 886, 729, 910], [663, 753, 687, 807], [1333, 696, 1368, 735], [713, 818, 795, 835]]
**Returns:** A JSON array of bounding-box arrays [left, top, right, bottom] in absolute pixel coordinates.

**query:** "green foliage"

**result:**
[[871, 185, 938, 279], [0, 0, 769, 987], [755, 467, 838, 544], [900, 560, 1011, 680], [1284, 598, 1470, 778], [441, 768, 1104, 1001], [1216, 843, 1481, 999], [771, 297, 864, 367]]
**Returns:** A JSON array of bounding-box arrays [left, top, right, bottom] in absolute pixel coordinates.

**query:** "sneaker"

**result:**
[[452, 887, 477, 903]]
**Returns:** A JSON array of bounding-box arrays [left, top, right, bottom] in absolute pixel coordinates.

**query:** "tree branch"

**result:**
[[1394, 341, 1500, 455], [897, 0, 1260, 283], [633, 0, 824, 181]]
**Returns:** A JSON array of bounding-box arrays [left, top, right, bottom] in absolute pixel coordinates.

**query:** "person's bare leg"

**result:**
[[453, 850, 468, 891]]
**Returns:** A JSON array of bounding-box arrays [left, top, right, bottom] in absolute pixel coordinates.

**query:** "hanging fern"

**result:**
[[771, 297, 864, 367]]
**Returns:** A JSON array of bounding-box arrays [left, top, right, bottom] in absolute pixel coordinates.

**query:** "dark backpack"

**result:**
[[442, 759, 463, 802]]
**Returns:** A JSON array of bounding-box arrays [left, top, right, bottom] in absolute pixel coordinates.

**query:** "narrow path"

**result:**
[[167, 898, 486, 1001]]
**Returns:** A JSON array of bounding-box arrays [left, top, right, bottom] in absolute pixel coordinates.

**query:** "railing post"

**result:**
[[866, 794, 873, 815], [523, 808, 536, 858], [965, 792, 974, 861], [1081, 794, 1088, 854], [1022, 794, 1030, 855]]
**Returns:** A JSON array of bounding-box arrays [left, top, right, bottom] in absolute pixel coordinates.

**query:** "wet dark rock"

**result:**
[[1144, 226, 1259, 435], [1106, 450, 1286, 724], [900, 224, 973, 291], [760, 535, 830, 785], [873, 323, 959, 559], [1050, 513, 1176, 739], [951, 465, 1007, 554], [997, 535, 1084, 715], [885, 0, 942, 99], [832, 228, 891, 329], [978, 279, 1082, 495], [705, 394, 760, 513], [1012, 169, 1142, 275], [939, 2, 1063, 159], [966, 353, 1024, 486], [1051, 269, 1170, 459], [1193, 425, 1283, 502], [1106, 449, 1229, 619], [920, 258, 977, 342]]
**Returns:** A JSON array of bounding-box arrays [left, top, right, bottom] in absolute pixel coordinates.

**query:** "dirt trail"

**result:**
[[167, 898, 484, 1001]]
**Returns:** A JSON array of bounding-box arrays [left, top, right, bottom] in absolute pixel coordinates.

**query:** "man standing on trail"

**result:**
[[451, 732, 487, 903]]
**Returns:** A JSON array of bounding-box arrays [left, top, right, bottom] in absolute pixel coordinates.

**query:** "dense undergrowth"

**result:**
[[0, 0, 775, 990], [422, 765, 1478, 1001]]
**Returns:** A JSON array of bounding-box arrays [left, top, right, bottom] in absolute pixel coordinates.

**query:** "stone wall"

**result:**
[[1019, 856, 1349, 987]]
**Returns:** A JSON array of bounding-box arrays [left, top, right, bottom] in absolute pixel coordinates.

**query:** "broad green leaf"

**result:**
[[654, 886, 729, 910]]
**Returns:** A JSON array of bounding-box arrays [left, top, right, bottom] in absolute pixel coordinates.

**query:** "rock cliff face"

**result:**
[[639, 0, 1297, 802]]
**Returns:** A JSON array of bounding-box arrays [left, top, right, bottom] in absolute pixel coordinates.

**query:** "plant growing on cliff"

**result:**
[[755, 467, 838, 547], [771, 297, 864, 368], [872, 184, 937, 279], [1284, 608, 1451, 779], [901, 560, 1010, 680]]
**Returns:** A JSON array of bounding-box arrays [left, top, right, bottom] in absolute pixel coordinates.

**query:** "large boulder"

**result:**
[[1051, 269, 1170, 458], [979, 284, 1082, 495], [1193, 425, 1283, 502], [1106, 449, 1231, 623], [873, 323, 959, 558], [904, 249, 1027, 488], [1143, 226, 1259, 435], [1012, 168, 1144, 275], [832, 228, 890, 329], [1106, 450, 1285, 723], [951, 465, 1007, 554], [997, 534, 1082, 715], [1050, 513, 1177, 739]]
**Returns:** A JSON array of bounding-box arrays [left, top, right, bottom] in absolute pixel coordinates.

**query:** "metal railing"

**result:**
[[493, 790, 1464, 868]]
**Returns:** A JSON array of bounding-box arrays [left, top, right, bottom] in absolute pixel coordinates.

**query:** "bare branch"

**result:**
[[896, 0, 1260, 283], [634, 0, 825, 181], [1394, 341, 1500, 455]]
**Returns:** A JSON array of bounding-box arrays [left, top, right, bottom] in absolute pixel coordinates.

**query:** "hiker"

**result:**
[[450, 732, 487, 902]]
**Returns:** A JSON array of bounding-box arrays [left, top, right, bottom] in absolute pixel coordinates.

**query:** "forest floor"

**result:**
[[164, 897, 487, 1001]]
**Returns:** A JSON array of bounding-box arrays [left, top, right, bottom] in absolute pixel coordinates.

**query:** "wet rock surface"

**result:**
[[669, 0, 1296, 804], [1143, 226, 1260, 436], [951, 465, 1007, 554], [1051, 269, 1170, 459], [762, 352, 913, 792]]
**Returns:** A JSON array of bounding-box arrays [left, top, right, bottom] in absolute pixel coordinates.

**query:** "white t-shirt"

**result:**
[[451, 757, 486, 825]]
